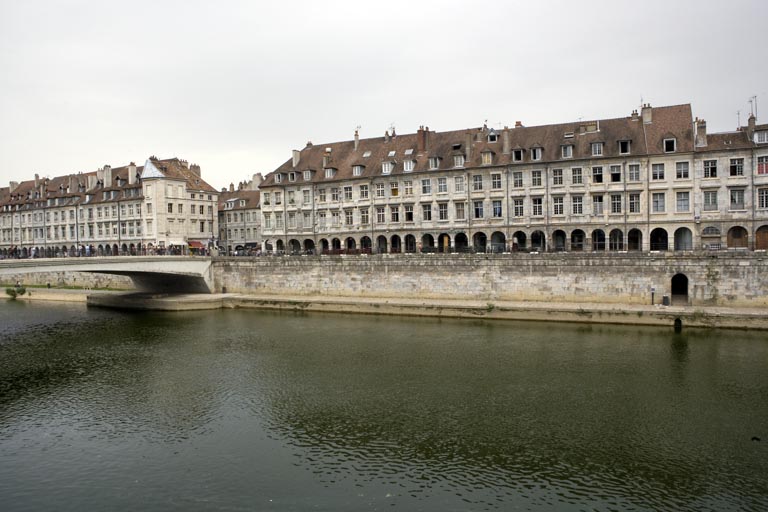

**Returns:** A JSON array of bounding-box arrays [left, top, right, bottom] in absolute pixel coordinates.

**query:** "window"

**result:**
[[363, 151, 371, 158], [403, 160, 415, 173], [676, 191, 690, 212], [303, 190, 310, 204], [730, 158, 744, 176], [629, 193, 640, 213], [619, 140, 631, 155], [676, 162, 690, 179], [704, 160, 717, 178], [664, 138, 677, 153], [513, 172, 523, 188], [353, 165, 363, 176], [591, 142, 603, 156], [317, 212, 325, 228], [532, 170, 542, 187], [388, 150, 396, 157], [318, 189, 326, 202], [473, 175, 483, 191], [390, 182, 399, 196], [199, 205, 205, 214], [592, 167, 603, 183], [652, 163, 665, 180], [453, 155, 465, 167], [438, 177, 447, 193], [611, 194, 622, 213], [758, 156, 768, 175], [454, 176, 465, 193], [454, 203, 467, 220], [756, 131, 768, 143], [376, 207, 385, 223], [382, 162, 393, 174], [331, 188, 340, 201], [404, 205, 414, 222], [532, 197, 543, 216], [375, 183, 385, 198], [361, 208, 369, 225], [404, 181, 413, 196], [304, 170, 312, 180], [421, 179, 432, 194], [438, 203, 448, 220], [571, 195, 583, 215], [491, 173, 502, 189], [553, 196, 563, 215], [492, 200, 502, 218], [652, 192, 665, 212], [561, 145, 573, 159], [513, 199, 524, 217], [167, 203, 173, 213], [488, 133, 498, 143], [288, 172, 296, 182], [553, 169, 563, 186], [324, 168, 334, 178], [758, 188, 768, 209], [592, 195, 604, 215], [531, 148, 542, 161], [572, 168, 583, 185], [422, 204, 432, 221], [474, 200, 484, 218], [359, 184, 369, 199], [628, 164, 640, 182], [513, 149, 523, 161], [482, 152, 493, 165], [275, 174, 283, 184], [344, 186, 353, 200], [703, 190, 718, 211], [729, 189, 745, 210], [429, 157, 439, 170], [610, 165, 621, 182], [390, 206, 399, 222]]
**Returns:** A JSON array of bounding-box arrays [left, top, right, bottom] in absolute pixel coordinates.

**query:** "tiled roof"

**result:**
[[698, 131, 753, 153], [218, 189, 261, 210]]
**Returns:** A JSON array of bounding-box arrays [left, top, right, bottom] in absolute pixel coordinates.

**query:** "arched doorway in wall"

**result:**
[[628, 229, 642, 251], [421, 234, 435, 252], [592, 229, 606, 251], [331, 238, 342, 250], [120, 243, 127, 255], [361, 236, 372, 251], [570, 229, 585, 251], [671, 273, 689, 305], [650, 228, 668, 251], [437, 233, 450, 253], [345, 237, 356, 251], [320, 239, 329, 252], [674, 227, 693, 251], [404, 234, 417, 253], [289, 239, 301, 253], [376, 235, 388, 253], [275, 240, 285, 252], [552, 230, 566, 252], [531, 230, 546, 251], [303, 239, 316, 253], [512, 231, 527, 250], [756, 225, 768, 250], [390, 235, 401, 253], [727, 226, 749, 248], [473, 232, 487, 252], [701, 226, 721, 250], [609, 229, 624, 251], [490, 232, 506, 253], [454, 233, 469, 252]]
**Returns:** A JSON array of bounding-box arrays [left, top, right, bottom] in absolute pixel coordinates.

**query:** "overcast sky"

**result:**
[[1, 0, 766, 191]]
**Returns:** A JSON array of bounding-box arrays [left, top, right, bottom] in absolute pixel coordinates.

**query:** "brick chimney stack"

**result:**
[[292, 150, 301, 168], [502, 126, 510, 154], [695, 118, 707, 147], [229, 183, 234, 192], [465, 131, 472, 162], [641, 103, 653, 124], [417, 126, 430, 153], [128, 162, 137, 184], [354, 129, 360, 151], [514, 121, 523, 128], [384, 130, 390, 143], [747, 114, 756, 136]]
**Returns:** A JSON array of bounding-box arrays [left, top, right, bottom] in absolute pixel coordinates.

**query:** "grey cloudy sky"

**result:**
[[1, 0, 766, 191]]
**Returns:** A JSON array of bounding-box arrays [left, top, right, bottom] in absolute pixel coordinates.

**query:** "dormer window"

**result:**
[[591, 142, 603, 156], [288, 172, 296, 182], [481, 152, 493, 165], [512, 149, 523, 162], [324, 168, 335, 179], [755, 131, 768, 144], [303, 170, 311, 181], [353, 165, 364, 176], [382, 162, 393, 174], [240, 200, 246, 207], [562, 145, 573, 159], [275, 174, 282, 183], [453, 155, 465, 167], [531, 148, 542, 161], [429, 157, 440, 170], [488, 133, 498, 143], [664, 138, 677, 153], [619, 140, 631, 155], [403, 160, 415, 173]]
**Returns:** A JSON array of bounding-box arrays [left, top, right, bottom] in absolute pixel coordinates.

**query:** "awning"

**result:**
[[188, 241, 205, 249]]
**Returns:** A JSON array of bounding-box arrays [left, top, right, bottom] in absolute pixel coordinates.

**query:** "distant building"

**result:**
[[0, 157, 218, 257], [218, 174, 263, 254], [259, 104, 768, 253]]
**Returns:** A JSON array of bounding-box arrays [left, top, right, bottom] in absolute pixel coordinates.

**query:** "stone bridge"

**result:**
[[0, 257, 213, 293]]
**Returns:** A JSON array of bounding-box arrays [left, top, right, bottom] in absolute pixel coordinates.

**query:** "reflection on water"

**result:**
[[0, 301, 767, 511]]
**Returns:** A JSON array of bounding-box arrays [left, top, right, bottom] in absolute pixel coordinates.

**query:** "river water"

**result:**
[[0, 301, 766, 511]]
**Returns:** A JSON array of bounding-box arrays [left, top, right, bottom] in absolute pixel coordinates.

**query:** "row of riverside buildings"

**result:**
[[2, 103, 768, 258]]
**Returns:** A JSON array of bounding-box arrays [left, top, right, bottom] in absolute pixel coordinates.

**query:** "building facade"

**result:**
[[259, 104, 768, 254], [218, 174, 263, 254], [0, 157, 218, 258]]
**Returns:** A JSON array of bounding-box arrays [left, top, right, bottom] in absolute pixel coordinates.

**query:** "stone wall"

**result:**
[[213, 253, 768, 307], [1, 271, 133, 290]]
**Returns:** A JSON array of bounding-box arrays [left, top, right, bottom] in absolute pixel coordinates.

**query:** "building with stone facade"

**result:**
[[258, 104, 768, 254], [0, 157, 218, 258], [218, 174, 263, 254]]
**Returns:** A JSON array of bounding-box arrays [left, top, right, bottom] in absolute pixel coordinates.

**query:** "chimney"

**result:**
[[354, 129, 360, 151], [695, 118, 707, 147], [292, 149, 301, 167], [502, 126, 511, 154], [641, 103, 652, 124], [514, 121, 523, 128], [631, 109, 639, 119], [747, 114, 756, 136], [251, 173, 263, 190], [9, 181, 19, 192], [69, 175, 76, 193], [465, 131, 472, 162], [229, 183, 234, 192], [417, 126, 427, 152], [392, 127, 396, 138], [87, 175, 97, 190], [35, 173, 39, 188], [189, 164, 201, 176], [384, 130, 390, 143], [103, 165, 112, 186], [128, 162, 137, 184]]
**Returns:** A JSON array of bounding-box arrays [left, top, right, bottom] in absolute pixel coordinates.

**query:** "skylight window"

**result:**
[[404, 149, 413, 155], [363, 151, 371, 158], [388, 150, 396, 157]]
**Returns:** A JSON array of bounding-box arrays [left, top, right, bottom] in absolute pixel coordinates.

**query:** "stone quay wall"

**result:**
[[212, 252, 768, 307], [1, 271, 133, 290]]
